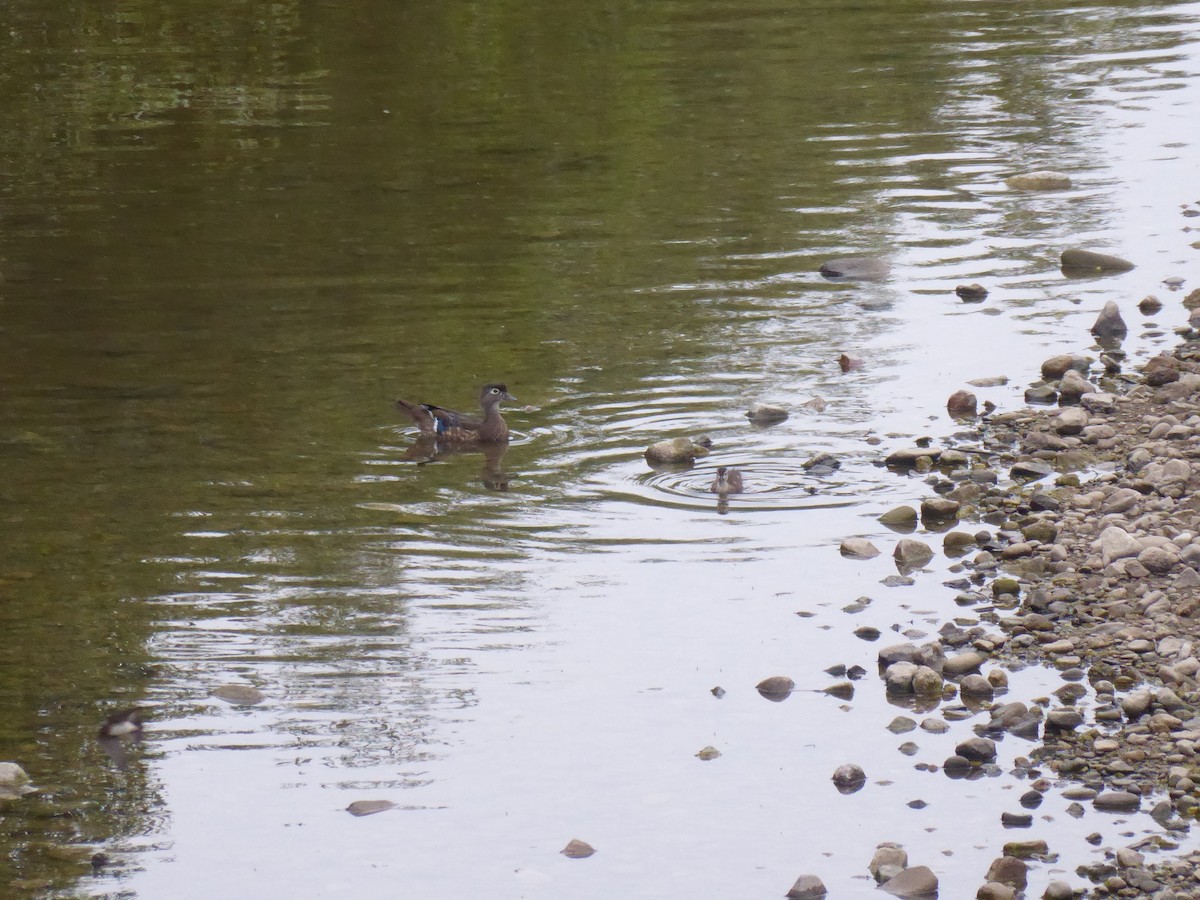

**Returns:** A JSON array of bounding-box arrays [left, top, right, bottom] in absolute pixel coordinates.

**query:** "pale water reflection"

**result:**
[[1, 0, 1200, 897]]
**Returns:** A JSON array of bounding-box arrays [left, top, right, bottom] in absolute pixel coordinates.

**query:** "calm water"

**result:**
[[2, 0, 1200, 896]]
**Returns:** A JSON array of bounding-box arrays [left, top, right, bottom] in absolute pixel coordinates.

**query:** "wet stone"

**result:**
[[880, 866, 939, 898], [786, 874, 828, 899], [1001, 811, 1033, 828]]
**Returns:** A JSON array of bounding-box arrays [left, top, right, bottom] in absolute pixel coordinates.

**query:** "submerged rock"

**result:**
[[819, 256, 891, 280], [1061, 247, 1135, 273], [211, 684, 265, 705], [346, 799, 396, 817], [746, 402, 789, 425], [1006, 171, 1072, 190]]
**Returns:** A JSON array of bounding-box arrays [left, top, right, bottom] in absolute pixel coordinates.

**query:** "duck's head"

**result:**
[[480, 383, 516, 407]]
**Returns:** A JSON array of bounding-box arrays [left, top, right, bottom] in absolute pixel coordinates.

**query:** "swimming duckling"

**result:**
[[710, 466, 744, 495]]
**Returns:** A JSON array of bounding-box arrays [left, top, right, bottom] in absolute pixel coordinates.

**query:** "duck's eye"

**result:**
[[490, 387, 501, 394]]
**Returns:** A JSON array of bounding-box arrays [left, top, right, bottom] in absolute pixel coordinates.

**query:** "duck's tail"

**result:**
[[394, 398, 436, 434]]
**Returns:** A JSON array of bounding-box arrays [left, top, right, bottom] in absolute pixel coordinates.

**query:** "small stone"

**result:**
[[561, 838, 596, 858], [756, 676, 795, 699], [1043, 881, 1075, 900], [1007, 171, 1072, 190], [346, 799, 396, 817], [1041, 354, 1090, 379], [1139, 295, 1163, 314], [696, 746, 721, 761], [1061, 247, 1135, 272], [955, 736, 997, 763], [943, 651, 985, 676], [746, 402, 789, 425], [786, 874, 827, 899], [885, 448, 941, 468], [986, 856, 1028, 890], [1091, 300, 1128, 338], [885, 662, 919, 694], [912, 667, 944, 696], [1046, 708, 1084, 730], [831, 764, 866, 793], [880, 866, 939, 897], [1093, 791, 1140, 812], [948, 390, 978, 417], [840, 538, 881, 559], [645, 437, 707, 465], [211, 684, 265, 705], [956, 283, 989, 301], [879, 506, 919, 528], [1001, 812, 1033, 828], [894, 539, 934, 569], [1054, 407, 1089, 435], [870, 844, 909, 884], [1058, 369, 1096, 402], [820, 257, 891, 280], [960, 674, 994, 698], [977, 883, 1016, 900]]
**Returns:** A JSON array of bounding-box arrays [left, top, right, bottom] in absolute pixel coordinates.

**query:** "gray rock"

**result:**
[[986, 855, 1029, 889], [959, 674, 994, 698], [831, 764, 866, 793], [894, 539, 934, 568], [756, 675, 795, 698], [840, 538, 881, 559], [879, 505, 919, 528], [1046, 708, 1084, 730], [746, 402, 789, 425], [885, 662, 919, 694], [1097, 526, 1142, 565], [947, 390, 978, 417], [1042, 880, 1075, 900], [880, 866, 939, 897], [1093, 791, 1140, 812], [1058, 369, 1097, 402], [819, 256, 891, 280], [977, 883, 1017, 900], [1024, 384, 1059, 405], [955, 736, 997, 763], [1041, 354, 1091, 379], [920, 498, 960, 521], [885, 448, 942, 467], [786, 874, 828, 899], [1011, 459, 1054, 480], [1139, 546, 1179, 574], [1054, 407, 1089, 435], [1080, 391, 1116, 413], [1061, 248, 1135, 272], [1121, 690, 1153, 720], [956, 283, 989, 302], [1091, 300, 1129, 338], [912, 666, 943, 696], [943, 651, 985, 676], [869, 844, 909, 883]]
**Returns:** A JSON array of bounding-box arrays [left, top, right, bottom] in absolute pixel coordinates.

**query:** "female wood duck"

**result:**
[[710, 466, 744, 495], [394, 383, 516, 443]]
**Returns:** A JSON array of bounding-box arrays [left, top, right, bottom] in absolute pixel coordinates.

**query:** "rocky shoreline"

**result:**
[[866, 290, 1200, 899]]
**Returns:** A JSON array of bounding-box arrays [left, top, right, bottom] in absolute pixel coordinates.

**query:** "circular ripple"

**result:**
[[626, 457, 870, 512]]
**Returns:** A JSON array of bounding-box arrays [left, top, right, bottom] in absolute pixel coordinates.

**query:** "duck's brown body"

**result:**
[[395, 383, 515, 443], [710, 466, 744, 495]]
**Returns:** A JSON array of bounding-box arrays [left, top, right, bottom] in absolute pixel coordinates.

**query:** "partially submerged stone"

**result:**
[[947, 390, 977, 418], [695, 746, 721, 761], [1006, 171, 1072, 190], [0, 762, 34, 799], [831, 763, 866, 793], [756, 675, 795, 700], [880, 865, 939, 897], [561, 838, 596, 858], [879, 506, 919, 529], [819, 256, 891, 280], [1090, 300, 1128, 339], [644, 437, 708, 465], [1061, 247, 1135, 273], [346, 799, 396, 817], [746, 402, 788, 425], [894, 538, 934, 569], [840, 538, 880, 559], [786, 874, 828, 899], [955, 283, 988, 302], [211, 684, 265, 705]]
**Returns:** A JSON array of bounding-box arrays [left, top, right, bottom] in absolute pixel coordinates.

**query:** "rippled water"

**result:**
[[2, 0, 1200, 896]]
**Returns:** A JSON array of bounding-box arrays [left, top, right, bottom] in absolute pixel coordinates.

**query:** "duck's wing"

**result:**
[[422, 404, 482, 435]]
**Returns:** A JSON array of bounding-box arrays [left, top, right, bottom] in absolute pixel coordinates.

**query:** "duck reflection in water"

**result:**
[[394, 383, 518, 491], [402, 435, 513, 490], [98, 708, 145, 771]]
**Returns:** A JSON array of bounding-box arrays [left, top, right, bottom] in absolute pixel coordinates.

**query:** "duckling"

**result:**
[[395, 383, 516, 443], [710, 466, 744, 495]]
